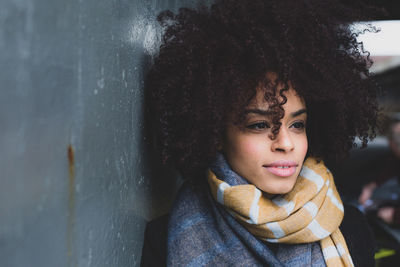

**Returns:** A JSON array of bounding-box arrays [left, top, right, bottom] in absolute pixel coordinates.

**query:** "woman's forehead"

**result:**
[[248, 86, 305, 110]]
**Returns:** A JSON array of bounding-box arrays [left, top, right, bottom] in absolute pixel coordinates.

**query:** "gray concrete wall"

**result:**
[[0, 0, 202, 266]]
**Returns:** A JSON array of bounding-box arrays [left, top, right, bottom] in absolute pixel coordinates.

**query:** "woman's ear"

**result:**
[[217, 142, 223, 151], [217, 131, 226, 152], [216, 139, 224, 152]]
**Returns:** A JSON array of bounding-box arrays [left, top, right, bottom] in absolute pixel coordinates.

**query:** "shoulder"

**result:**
[[140, 180, 203, 267], [140, 213, 169, 267], [340, 204, 376, 267]]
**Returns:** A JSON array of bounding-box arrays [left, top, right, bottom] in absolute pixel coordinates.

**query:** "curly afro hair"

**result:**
[[145, 0, 385, 179]]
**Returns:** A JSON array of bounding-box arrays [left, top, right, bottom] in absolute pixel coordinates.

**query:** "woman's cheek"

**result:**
[[300, 135, 308, 155], [238, 137, 264, 157], [295, 134, 308, 161]]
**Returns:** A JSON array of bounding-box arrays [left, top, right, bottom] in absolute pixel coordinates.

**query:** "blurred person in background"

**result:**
[[359, 118, 400, 225]]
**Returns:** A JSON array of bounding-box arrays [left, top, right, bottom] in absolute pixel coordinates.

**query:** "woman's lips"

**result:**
[[263, 160, 298, 177]]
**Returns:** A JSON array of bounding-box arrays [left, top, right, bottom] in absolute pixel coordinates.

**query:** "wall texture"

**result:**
[[0, 0, 204, 266]]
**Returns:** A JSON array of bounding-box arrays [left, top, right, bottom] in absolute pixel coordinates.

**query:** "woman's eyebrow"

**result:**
[[243, 108, 273, 116], [243, 108, 307, 117], [290, 108, 307, 118]]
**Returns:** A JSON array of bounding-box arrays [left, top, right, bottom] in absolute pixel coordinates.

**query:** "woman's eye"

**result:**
[[291, 121, 305, 130], [247, 122, 270, 130]]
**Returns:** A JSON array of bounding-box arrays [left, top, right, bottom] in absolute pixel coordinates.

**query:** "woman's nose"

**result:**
[[271, 128, 294, 152]]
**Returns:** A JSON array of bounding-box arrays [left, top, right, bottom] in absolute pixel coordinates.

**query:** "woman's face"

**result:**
[[222, 82, 308, 195]]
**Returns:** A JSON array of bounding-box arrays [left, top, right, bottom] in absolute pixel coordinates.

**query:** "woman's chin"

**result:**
[[259, 181, 296, 196]]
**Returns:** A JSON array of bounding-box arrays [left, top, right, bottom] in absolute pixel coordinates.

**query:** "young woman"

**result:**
[[142, 0, 384, 266]]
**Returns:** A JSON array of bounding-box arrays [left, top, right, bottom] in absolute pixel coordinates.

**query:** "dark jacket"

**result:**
[[141, 204, 376, 266]]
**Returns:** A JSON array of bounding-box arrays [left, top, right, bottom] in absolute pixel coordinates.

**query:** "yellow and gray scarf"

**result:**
[[207, 157, 354, 267]]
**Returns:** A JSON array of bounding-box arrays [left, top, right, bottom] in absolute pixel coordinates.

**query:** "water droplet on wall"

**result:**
[[97, 78, 105, 89]]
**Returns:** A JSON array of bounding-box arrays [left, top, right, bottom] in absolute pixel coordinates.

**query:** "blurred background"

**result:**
[[326, 3, 400, 266], [0, 0, 399, 266]]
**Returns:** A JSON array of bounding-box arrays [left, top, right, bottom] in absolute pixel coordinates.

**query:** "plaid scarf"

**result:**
[[168, 153, 328, 266], [207, 157, 354, 267]]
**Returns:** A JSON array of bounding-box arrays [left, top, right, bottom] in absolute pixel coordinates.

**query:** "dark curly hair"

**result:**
[[145, 0, 385, 179]]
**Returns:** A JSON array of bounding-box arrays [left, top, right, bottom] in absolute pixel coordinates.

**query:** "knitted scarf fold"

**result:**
[[207, 157, 354, 267]]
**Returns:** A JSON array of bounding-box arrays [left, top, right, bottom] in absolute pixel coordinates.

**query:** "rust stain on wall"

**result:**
[[67, 144, 77, 267], [68, 145, 75, 176]]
